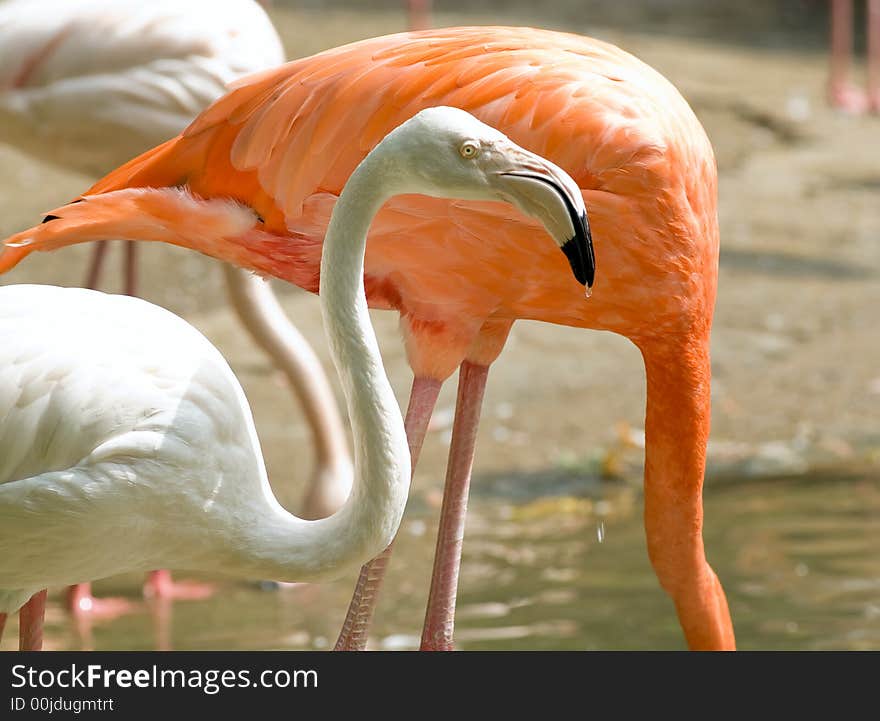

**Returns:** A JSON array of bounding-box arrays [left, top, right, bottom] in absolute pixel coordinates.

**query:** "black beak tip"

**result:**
[[561, 211, 595, 289]]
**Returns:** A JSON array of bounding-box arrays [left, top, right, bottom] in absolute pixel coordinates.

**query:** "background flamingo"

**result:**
[[0, 0, 354, 612], [828, 0, 880, 112], [0, 26, 734, 651]]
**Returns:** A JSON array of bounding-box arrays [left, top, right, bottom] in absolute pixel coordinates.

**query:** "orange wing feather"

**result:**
[[39, 27, 717, 338], [93, 27, 705, 211]]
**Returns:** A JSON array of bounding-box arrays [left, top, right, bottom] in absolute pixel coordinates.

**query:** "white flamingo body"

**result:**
[[0, 0, 283, 175], [0, 0, 352, 530], [0, 284, 301, 615]]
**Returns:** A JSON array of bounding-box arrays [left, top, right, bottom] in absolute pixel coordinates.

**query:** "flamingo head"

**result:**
[[375, 106, 595, 289]]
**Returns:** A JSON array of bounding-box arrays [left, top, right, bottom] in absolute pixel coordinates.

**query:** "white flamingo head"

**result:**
[[374, 106, 595, 288]]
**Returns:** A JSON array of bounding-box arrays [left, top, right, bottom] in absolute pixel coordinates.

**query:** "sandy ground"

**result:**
[[0, 2, 878, 514]]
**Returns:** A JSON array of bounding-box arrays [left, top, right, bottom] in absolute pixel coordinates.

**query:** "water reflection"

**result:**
[[2, 474, 877, 650]]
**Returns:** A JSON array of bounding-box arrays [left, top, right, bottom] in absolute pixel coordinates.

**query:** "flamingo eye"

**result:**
[[459, 142, 479, 159]]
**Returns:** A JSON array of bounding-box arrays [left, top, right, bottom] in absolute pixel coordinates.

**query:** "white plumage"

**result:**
[[0, 277, 407, 624], [0, 0, 352, 533], [0, 285, 272, 613], [0, 0, 283, 175]]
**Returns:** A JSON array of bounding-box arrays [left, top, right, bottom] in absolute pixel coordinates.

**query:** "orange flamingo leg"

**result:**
[[66, 582, 135, 619], [0, 613, 7, 643], [868, 0, 880, 111], [640, 338, 735, 651], [420, 361, 489, 651], [143, 570, 214, 602], [334, 375, 443, 651], [19, 590, 48, 651], [828, 0, 868, 112]]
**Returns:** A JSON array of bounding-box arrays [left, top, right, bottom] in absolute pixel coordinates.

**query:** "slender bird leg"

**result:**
[[334, 375, 443, 651], [868, 0, 880, 111], [639, 336, 735, 651], [223, 265, 352, 520], [19, 590, 48, 651], [123, 242, 138, 296], [829, 0, 868, 112], [407, 0, 432, 30], [71, 608, 95, 651], [83, 241, 109, 290], [333, 545, 395, 651], [148, 596, 173, 651], [0, 613, 7, 643], [420, 361, 489, 651], [65, 582, 134, 619], [143, 570, 214, 602]]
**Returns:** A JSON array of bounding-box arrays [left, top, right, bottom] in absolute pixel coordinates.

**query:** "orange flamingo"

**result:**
[[0, 27, 735, 651]]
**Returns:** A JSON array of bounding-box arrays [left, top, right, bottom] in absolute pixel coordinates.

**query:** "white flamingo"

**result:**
[[0, 107, 591, 650], [0, 0, 353, 610]]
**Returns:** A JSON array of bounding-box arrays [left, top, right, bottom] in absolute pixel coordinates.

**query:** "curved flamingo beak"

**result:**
[[495, 153, 595, 289]]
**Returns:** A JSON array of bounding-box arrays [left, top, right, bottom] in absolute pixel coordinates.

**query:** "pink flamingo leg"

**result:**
[[148, 596, 173, 651], [123, 242, 138, 296], [19, 590, 48, 651], [85, 240, 138, 296], [83, 241, 109, 290], [868, 0, 880, 110], [0, 613, 7, 643], [334, 375, 443, 651], [143, 570, 214, 601], [420, 361, 489, 651], [407, 0, 432, 30], [829, 0, 868, 112]]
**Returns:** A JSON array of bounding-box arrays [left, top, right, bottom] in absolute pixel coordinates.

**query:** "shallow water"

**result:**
[[7, 472, 877, 651]]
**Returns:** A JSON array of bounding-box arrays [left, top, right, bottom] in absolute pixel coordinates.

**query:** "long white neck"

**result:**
[[222, 265, 353, 518], [224, 149, 408, 583]]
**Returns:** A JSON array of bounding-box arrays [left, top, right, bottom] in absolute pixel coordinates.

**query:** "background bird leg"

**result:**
[[143, 570, 213, 602], [65, 582, 133, 619], [83, 241, 109, 290], [123, 242, 138, 296], [868, 0, 880, 109], [829, 0, 868, 112], [223, 265, 352, 520], [19, 590, 48, 651], [407, 0, 432, 30]]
